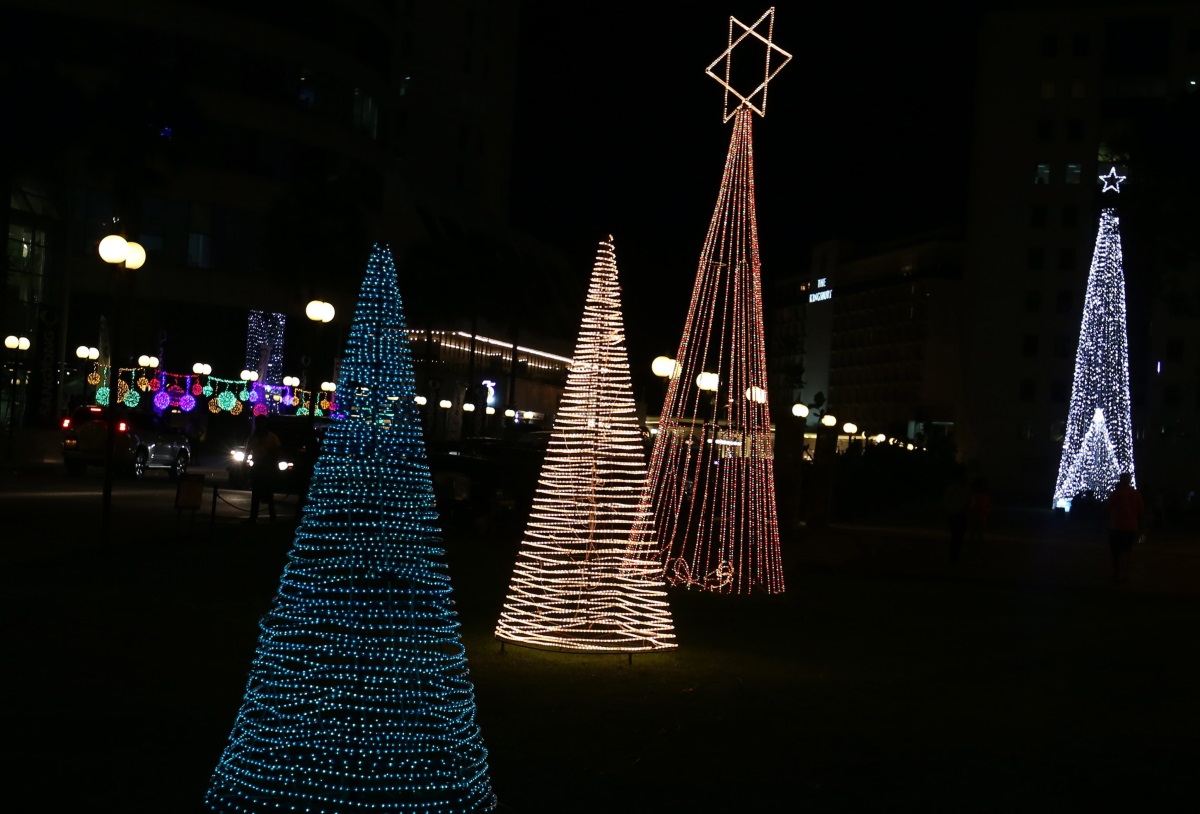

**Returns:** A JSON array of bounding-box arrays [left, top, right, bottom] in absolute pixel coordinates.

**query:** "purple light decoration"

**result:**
[[180, 394, 196, 412], [248, 388, 260, 404], [153, 390, 171, 410]]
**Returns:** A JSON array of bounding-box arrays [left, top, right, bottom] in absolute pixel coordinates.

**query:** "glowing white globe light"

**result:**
[[745, 386, 767, 404], [138, 355, 151, 367], [77, 346, 91, 359], [462, 402, 476, 412], [820, 414, 837, 427], [842, 422, 858, 435], [791, 403, 809, 418], [123, 241, 146, 270], [97, 235, 128, 264], [439, 399, 452, 409], [651, 356, 678, 378], [696, 372, 719, 392]]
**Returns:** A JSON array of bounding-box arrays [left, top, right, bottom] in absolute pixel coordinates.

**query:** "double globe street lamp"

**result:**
[[97, 233, 147, 546]]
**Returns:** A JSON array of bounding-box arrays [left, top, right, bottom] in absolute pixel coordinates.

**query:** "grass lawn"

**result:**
[[5, 520, 1198, 812]]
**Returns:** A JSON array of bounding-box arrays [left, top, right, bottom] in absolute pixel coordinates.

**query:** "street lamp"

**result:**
[[651, 355, 680, 379], [305, 300, 335, 323], [240, 369, 259, 382], [193, 363, 212, 376], [5, 335, 31, 456], [791, 403, 809, 418], [97, 233, 146, 545], [138, 355, 160, 369]]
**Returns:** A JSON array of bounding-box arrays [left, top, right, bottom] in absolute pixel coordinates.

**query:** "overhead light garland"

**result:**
[[207, 243, 496, 813], [496, 237, 676, 653], [1052, 168, 1136, 509], [638, 13, 788, 594]]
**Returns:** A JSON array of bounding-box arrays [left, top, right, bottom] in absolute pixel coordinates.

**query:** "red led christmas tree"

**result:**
[[495, 238, 676, 652], [637, 9, 790, 594]]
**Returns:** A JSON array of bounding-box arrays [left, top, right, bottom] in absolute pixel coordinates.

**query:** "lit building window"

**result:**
[[1034, 163, 1051, 184]]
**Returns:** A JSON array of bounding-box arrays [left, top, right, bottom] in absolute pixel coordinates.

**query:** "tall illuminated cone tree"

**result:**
[[1053, 167, 1137, 510], [638, 9, 791, 594], [208, 244, 496, 813], [495, 237, 676, 652]]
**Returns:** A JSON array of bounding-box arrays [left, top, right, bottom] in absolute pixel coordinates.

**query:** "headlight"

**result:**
[[231, 450, 245, 462], [278, 460, 291, 471]]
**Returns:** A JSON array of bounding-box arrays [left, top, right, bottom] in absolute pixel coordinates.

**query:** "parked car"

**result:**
[[61, 405, 192, 479], [227, 415, 328, 494]]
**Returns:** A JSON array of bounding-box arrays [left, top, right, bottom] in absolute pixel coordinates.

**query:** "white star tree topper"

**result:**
[[1099, 166, 1126, 193]]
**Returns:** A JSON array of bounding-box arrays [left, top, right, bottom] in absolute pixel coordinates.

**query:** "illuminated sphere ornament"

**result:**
[[123, 389, 140, 408], [87, 372, 101, 386], [191, 383, 203, 396], [202, 384, 213, 397], [208, 242, 495, 813], [148, 378, 161, 392], [229, 400, 243, 416], [1053, 199, 1137, 509], [217, 391, 236, 412], [136, 376, 150, 391], [252, 403, 267, 417], [95, 386, 110, 406], [496, 237, 676, 653], [153, 390, 171, 410], [180, 394, 196, 412], [208, 397, 220, 413], [639, 102, 787, 594]]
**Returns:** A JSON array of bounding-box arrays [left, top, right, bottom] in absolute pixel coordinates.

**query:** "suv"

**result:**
[[227, 415, 328, 494], [62, 405, 192, 479]]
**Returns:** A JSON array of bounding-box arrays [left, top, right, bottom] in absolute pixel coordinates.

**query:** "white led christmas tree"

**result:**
[[1053, 167, 1137, 509], [638, 10, 790, 594], [495, 237, 676, 652], [208, 244, 496, 813]]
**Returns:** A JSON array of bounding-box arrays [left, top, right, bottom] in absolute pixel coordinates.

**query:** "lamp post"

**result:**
[[97, 234, 146, 546], [76, 345, 100, 406], [305, 300, 335, 418], [5, 334, 31, 457]]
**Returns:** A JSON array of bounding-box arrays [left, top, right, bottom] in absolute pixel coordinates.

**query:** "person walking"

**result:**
[[1106, 472, 1144, 583], [244, 420, 282, 524]]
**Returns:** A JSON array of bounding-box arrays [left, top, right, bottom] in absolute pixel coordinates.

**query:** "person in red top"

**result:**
[[1107, 472, 1144, 583]]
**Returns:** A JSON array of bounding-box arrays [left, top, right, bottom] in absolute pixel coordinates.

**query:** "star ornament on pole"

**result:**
[[1099, 166, 1127, 193], [705, 7, 792, 122]]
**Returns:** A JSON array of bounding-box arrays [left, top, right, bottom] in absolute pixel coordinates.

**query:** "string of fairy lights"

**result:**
[[86, 363, 335, 417], [208, 243, 495, 813], [495, 238, 676, 653], [1052, 167, 1136, 510], [638, 105, 784, 595]]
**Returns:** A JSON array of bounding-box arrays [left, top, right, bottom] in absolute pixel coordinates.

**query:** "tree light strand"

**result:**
[[637, 107, 784, 595], [496, 237, 677, 652], [207, 243, 496, 813]]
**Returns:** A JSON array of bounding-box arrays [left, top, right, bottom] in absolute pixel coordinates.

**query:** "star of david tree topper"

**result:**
[[637, 9, 789, 594]]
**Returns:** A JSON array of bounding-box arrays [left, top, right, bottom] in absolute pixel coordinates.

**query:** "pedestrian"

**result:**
[[942, 465, 970, 565], [968, 476, 991, 547], [1106, 472, 1144, 583], [244, 420, 282, 524]]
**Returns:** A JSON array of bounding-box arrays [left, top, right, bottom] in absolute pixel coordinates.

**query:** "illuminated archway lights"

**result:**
[[496, 238, 676, 653]]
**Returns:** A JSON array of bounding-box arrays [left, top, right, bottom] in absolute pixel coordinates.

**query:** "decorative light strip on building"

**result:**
[[496, 237, 676, 652]]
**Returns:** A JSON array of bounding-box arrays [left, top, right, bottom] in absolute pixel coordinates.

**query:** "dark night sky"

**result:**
[[507, 1, 981, 364]]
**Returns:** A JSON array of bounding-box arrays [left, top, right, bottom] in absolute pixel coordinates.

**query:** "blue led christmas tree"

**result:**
[[208, 243, 496, 813], [495, 237, 677, 652], [1053, 167, 1137, 510]]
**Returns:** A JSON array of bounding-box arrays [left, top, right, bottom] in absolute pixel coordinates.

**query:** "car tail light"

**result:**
[[117, 421, 128, 433], [61, 418, 72, 429]]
